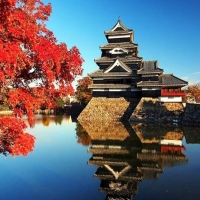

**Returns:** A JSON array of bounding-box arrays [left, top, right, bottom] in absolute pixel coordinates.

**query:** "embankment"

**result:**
[[78, 97, 200, 126], [129, 97, 184, 123], [77, 97, 140, 123]]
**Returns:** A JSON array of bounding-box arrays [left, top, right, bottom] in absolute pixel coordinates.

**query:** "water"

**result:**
[[0, 115, 200, 200]]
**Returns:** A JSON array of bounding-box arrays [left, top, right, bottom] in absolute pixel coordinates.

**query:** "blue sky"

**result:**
[[43, 0, 200, 86]]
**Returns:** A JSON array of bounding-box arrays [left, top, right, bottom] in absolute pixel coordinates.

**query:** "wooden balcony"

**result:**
[[161, 91, 185, 97]]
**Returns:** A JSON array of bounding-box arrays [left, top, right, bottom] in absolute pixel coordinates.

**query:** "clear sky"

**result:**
[[43, 0, 200, 87]]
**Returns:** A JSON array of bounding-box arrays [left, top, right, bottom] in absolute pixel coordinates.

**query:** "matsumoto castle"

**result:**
[[88, 20, 187, 102]]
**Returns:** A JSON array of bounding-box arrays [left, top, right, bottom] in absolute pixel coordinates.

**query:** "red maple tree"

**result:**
[[0, 0, 83, 146], [0, 117, 35, 156]]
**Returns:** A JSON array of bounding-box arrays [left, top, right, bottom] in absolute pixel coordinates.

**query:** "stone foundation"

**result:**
[[77, 97, 140, 123], [78, 97, 200, 126], [182, 103, 200, 126], [129, 97, 184, 123]]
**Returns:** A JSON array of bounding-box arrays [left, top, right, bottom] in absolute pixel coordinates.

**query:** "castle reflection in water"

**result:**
[[77, 118, 199, 200], [18, 114, 200, 199]]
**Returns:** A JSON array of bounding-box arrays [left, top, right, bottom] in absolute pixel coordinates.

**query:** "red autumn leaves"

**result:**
[[0, 117, 35, 156], [0, 0, 84, 156]]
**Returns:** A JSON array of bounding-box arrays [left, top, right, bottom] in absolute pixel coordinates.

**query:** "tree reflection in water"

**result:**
[[28, 114, 72, 127], [78, 119, 190, 199], [76, 122, 92, 146], [41, 115, 64, 126], [0, 114, 72, 157]]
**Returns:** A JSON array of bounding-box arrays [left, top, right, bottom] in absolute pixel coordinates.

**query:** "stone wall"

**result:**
[[78, 97, 129, 123], [78, 97, 200, 126], [129, 97, 184, 123], [182, 103, 200, 126]]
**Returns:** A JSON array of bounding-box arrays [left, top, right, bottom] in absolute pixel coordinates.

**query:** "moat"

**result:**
[[0, 114, 200, 200]]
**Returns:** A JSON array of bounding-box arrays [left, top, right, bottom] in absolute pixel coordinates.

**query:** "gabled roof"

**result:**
[[104, 20, 134, 42], [109, 19, 129, 32], [104, 59, 132, 73]]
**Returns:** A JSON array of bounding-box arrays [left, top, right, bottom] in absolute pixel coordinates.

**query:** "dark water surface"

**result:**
[[0, 115, 200, 200]]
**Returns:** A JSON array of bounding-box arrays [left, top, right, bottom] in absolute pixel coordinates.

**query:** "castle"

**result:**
[[88, 20, 187, 102]]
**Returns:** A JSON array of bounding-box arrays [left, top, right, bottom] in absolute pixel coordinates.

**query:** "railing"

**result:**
[[161, 91, 185, 97]]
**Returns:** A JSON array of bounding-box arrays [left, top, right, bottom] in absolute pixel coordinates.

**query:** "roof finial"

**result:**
[[118, 16, 120, 21]]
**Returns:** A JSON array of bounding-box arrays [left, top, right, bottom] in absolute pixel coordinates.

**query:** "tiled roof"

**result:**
[[137, 61, 163, 74], [100, 42, 138, 49], [137, 74, 188, 87], [89, 84, 131, 89], [161, 74, 188, 86], [88, 69, 103, 77], [104, 19, 133, 34]]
